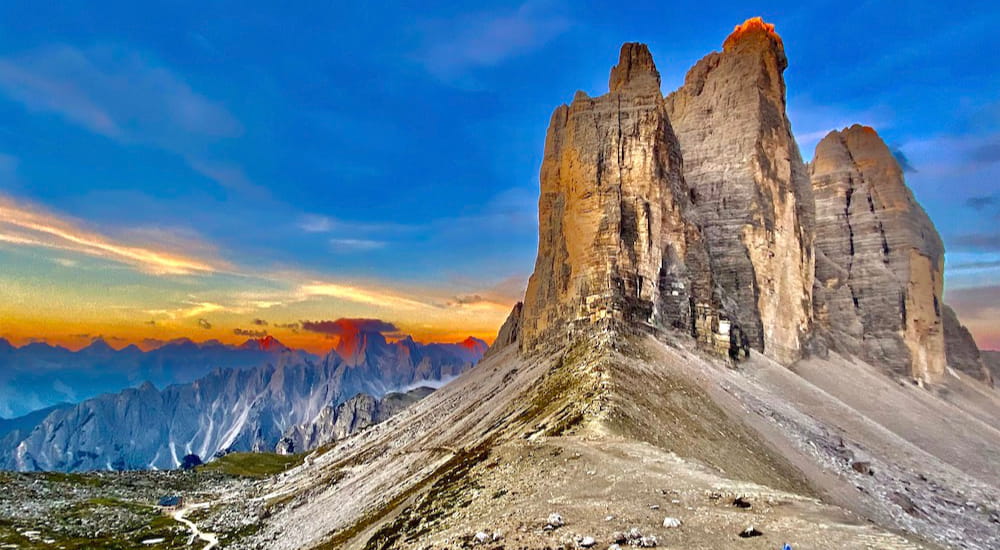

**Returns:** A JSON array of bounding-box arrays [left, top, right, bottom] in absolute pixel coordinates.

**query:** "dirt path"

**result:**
[[172, 503, 219, 550]]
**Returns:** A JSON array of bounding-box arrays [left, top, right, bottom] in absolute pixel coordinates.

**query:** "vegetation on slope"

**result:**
[[198, 452, 305, 478]]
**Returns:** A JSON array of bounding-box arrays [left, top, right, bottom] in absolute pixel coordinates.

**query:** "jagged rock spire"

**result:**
[[609, 42, 661, 93], [520, 43, 718, 352], [516, 22, 983, 380], [666, 17, 814, 364]]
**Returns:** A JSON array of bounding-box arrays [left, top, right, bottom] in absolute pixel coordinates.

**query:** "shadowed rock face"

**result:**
[[520, 43, 717, 351], [811, 125, 946, 381], [665, 20, 815, 365], [484, 302, 522, 359], [942, 304, 993, 385]]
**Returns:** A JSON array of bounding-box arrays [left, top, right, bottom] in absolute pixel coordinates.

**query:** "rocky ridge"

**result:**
[[0, 336, 298, 419], [1, 334, 483, 472], [942, 305, 993, 384], [275, 387, 435, 455], [984, 350, 1000, 382]]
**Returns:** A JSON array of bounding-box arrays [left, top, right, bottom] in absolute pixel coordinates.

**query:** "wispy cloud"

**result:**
[[233, 328, 266, 338], [297, 214, 417, 235], [299, 214, 335, 233], [0, 44, 252, 192], [949, 259, 1000, 272], [180, 302, 225, 318], [414, 0, 571, 80], [0, 193, 221, 275], [0, 189, 516, 337], [299, 282, 431, 311], [965, 195, 997, 211], [952, 233, 1000, 252], [445, 293, 512, 312], [0, 45, 240, 139], [144, 300, 229, 320], [329, 238, 386, 252], [274, 322, 300, 333], [969, 137, 1000, 165], [900, 132, 1000, 179]]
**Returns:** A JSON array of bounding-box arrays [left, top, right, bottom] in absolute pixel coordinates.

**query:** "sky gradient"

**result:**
[[0, 1, 998, 353]]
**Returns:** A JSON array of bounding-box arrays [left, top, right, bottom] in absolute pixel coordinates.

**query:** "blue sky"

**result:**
[[0, 0, 998, 349]]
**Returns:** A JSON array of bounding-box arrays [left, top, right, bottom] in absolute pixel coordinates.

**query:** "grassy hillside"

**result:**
[[199, 452, 304, 478]]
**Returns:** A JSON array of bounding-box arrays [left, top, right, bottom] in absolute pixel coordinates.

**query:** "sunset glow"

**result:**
[[0, 195, 220, 275], [723, 16, 783, 51]]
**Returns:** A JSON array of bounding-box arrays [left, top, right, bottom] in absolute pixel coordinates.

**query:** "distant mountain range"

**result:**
[[0, 331, 487, 472], [0, 335, 300, 419]]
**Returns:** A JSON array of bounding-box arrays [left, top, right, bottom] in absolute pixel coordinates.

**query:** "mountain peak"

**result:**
[[241, 335, 286, 352], [459, 336, 488, 354], [334, 330, 388, 366], [163, 337, 196, 349], [83, 337, 115, 353], [608, 42, 660, 93], [811, 123, 946, 381], [723, 17, 782, 52], [521, 42, 720, 353]]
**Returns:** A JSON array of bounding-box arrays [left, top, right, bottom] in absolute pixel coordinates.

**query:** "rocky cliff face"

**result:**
[[517, 23, 981, 378], [484, 302, 522, 359], [665, 18, 815, 364], [810, 125, 946, 381], [942, 305, 993, 385], [520, 43, 719, 352], [275, 387, 435, 454]]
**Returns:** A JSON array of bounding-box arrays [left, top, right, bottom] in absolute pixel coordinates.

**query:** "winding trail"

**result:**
[[172, 503, 219, 550]]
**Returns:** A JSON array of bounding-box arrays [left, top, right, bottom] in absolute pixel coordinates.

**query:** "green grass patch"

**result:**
[[198, 452, 304, 478], [38, 471, 106, 487]]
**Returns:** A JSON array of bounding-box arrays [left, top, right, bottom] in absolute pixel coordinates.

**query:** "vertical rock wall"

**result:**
[[520, 44, 717, 351], [666, 18, 815, 364], [811, 125, 946, 381]]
